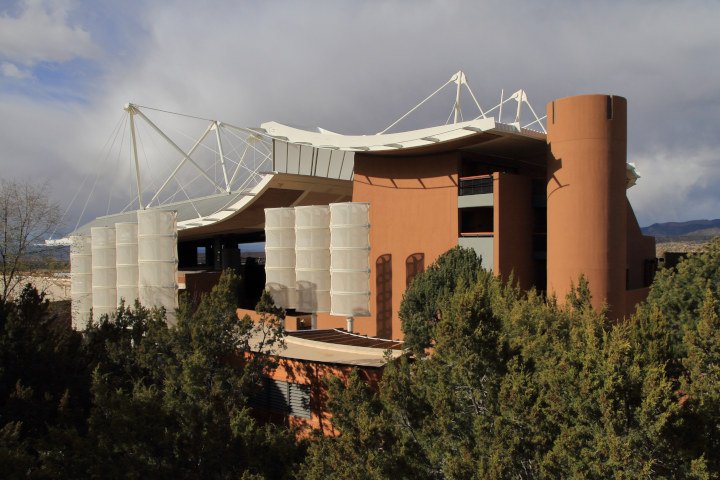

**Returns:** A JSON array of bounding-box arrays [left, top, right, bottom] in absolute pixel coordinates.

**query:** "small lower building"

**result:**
[[246, 328, 402, 434]]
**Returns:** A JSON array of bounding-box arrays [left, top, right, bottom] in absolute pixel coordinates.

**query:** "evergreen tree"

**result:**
[[399, 246, 484, 356], [0, 272, 303, 479], [302, 243, 720, 479]]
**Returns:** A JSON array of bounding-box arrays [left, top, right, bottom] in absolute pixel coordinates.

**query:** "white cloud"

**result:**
[[0, 61, 32, 78], [0, 0, 98, 66], [628, 147, 720, 225], [1, 0, 720, 228]]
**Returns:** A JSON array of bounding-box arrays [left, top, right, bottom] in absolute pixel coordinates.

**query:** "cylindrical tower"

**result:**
[[91, 226, 117, 320], [137, 209, 178, 324], [115, 222, 139, 307], [295, 205, 331, 314], [546, 94, 627, 317], [70, 235, 92, 330], [329, 202, 371, 324], [264, 207, 297, 310]]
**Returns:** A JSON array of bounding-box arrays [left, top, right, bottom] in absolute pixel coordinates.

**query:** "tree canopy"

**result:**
[[303, 243, 720, 479], [0, 271, 302, 479], [4, 240, 720, 478]]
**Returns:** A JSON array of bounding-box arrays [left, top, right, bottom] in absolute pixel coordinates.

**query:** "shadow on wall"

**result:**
[[546, 155, 566, 200], [296, 280, 319, 313], [376, 254, 392, 339]]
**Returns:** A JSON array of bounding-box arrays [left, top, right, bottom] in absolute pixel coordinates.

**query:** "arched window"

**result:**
[[376, 254, 392, 339], [406, 253, 425, 288]]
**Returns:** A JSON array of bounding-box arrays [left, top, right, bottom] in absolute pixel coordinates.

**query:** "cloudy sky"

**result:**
[[1, 0, 719, 230]]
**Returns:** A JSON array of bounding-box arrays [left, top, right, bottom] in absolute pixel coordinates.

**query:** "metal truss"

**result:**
[[379, 70, 547, 134], [123, 104, 273, 212]]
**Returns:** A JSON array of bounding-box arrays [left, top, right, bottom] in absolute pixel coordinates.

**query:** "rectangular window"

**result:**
[[196, 246, 207, 265], [460, 207, 493, 235]]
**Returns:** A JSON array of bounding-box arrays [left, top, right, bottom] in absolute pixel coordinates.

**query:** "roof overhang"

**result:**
[[260, 118, 547, 155], [70, 172, 352, 240]]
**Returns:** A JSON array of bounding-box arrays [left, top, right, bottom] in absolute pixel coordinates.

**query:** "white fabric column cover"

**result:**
[[91, 227, 117, 319], [137, 210, 178, 324], [115, 222, 139, 307], [329, 202, 371, 317], [264, 207, 297, 309], [70, 235, 92, 330], [295, 205, 331, 312]]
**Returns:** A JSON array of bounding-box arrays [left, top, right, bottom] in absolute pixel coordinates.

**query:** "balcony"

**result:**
[[458, 176, 493, 208], [459, 175, 493, 196]]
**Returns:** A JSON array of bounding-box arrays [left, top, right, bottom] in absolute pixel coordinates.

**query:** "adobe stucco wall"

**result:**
[[351, 152, 460, 339], [626, 200, 656, 290], [494, 172, 534, 290], [546, 94, 628, 317], [243, 352, 383, 436]]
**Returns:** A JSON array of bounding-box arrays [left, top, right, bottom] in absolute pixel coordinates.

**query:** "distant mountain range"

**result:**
[[642, 219, 720, 238]]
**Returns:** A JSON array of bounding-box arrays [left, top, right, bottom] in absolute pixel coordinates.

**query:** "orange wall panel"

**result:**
[[546, 95, 628, 317], [494, 172, 535, 290], [351, 152, 460, 339], [246, 352, 383, 436]]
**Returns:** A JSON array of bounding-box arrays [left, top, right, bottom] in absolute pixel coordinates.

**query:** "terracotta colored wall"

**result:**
[[352, 152, 460, 339], [494, 172, 535, 290], [245, 352, 383, 436], [626, 200, 656, 290], [625, 200, 656, 315], [546, 95, 628, 317]]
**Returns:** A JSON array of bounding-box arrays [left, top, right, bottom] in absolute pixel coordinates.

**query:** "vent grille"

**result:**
[[250, 378, 311, 419]]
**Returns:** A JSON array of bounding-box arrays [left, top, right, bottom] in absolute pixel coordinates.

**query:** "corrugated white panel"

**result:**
[[137, 210, 178, 324], [265, 207, 296, 309], [315, 148, 332, 177], [70, 235, 92, 330], [298, 145, 314, 176], [287, 143, 301, 174], [329, 202, 370, 317], [327, 150, 345, 178], [115, 222, 138, 307], [295, 205, 331, 313], [338, 152, 355, 180], [273, 140, 288, 173], [91, 227, 117, 320]]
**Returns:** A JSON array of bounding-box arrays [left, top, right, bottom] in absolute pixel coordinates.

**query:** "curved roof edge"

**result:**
[[68, 172, 353, 239], [260, 117, 506, 152]]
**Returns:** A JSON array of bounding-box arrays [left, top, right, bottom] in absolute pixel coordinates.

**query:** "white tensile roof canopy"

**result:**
[[60, 71, 638, 242]]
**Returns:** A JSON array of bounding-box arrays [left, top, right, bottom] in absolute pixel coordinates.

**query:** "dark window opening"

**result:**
[[406, 253, 425, 288], [459, 176, 493, 196], [460, 207, 493, 235], [626, 268, 630, 290], [643, 258, 657, 287], [532, 234, 547, 258], [533, 208, 547, 234]]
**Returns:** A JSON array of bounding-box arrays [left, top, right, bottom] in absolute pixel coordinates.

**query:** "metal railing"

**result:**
[[459, 176, 493, 196]]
